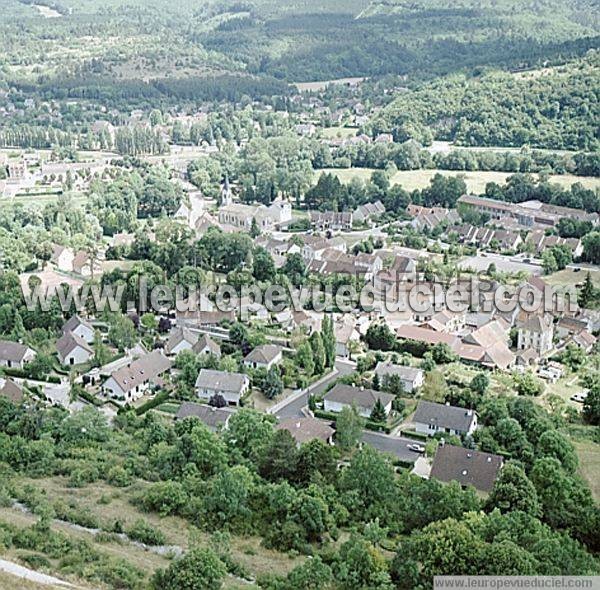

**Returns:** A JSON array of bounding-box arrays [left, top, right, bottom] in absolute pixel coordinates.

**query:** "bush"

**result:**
[[126, 519, 167, 546], [106, 465, 132, 488], [140, 480, 188, 517]]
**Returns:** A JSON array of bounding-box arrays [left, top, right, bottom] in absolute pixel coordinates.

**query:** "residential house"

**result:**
[[301, 235, 346, 263], [72, 251, 102, 277], [334, 315, 360, 358], [457, 195, 598, 228], [0, 340, 36, 369], [354, 201, 385, 224], [323, 384, 394, 418], [62, 315, 95, 344], [243, 345, 283, 370], [165, 326, 198, 356], [276, 417, 334, 446], [517, 314, 554, 356], [192, 334, 221, 358], [51, 244, 75, 272], [407, 205, 458, 231], [56, 332, 93, 366], [102, 350, 171, 403], [309, 211, 353, 231], [0, 377, 24, 404], [374, 361, 424, 393], [413, 400, 478, 437], [175, 402, 235, 431], [430, 444, 503, 493], [525, 230, 583, 258], [195, 369, 250, 406]]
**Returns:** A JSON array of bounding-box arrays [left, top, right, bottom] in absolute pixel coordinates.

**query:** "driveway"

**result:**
[[273, 358, 355, 419], [361, 431, 424, 463]]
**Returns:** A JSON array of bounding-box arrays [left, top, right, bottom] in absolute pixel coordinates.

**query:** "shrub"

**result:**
[[126, 519, 166, 546]]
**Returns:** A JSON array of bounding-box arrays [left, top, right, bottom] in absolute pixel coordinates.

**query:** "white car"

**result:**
[[408, 443, 425, 453]]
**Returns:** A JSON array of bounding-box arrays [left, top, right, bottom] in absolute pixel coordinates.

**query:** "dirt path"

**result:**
[[0, 559, 74, 588]]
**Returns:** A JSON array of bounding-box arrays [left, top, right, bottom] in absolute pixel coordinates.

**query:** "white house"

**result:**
[[51, 244, 75, 272], [323, 384, 394, 418], [195, 369, 250, 406], [62, 315, 95, 344], [192, 334, 221, 358], [102, 350, 171, 403], [413, 400, 477, 437], [0, 340, 36, 369], [243, 344, 283, 370], [374, 361, 424, 393], [56, 332, 93, 366], [165, 326, 198, 356]]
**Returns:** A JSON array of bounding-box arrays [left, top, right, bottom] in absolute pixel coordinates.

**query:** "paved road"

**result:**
[[274, 359, 355, 419], [361, 431, 424, 463]]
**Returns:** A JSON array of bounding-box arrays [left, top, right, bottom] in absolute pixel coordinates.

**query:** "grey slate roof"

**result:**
[[192, 333, 221, 356], [175, 402, 234, 430], [324, 384, 394, 412], [244, 344, 282, 365], [0, 377, 24, 403], [413, 400, 476, 433], [195, 369, 248, 394], [56, 331, 93, 360], [62, 314, 93, 335], [430, 444, 503, 492], [0, 340, 32, 363], [374, 361, 423, 382], [108, 350, 171, 393]]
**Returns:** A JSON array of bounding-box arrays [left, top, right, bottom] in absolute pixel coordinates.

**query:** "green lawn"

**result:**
[[316, 167, 600, 194], [574, 440, 600, 502]]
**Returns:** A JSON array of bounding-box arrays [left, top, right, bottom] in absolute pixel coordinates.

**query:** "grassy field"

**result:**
[[321, 126, 359, 139], [7, 475, 305, 586], [575, 440, 600, 502], [316, 167, 600, 193], [544, 267, 600, 289]]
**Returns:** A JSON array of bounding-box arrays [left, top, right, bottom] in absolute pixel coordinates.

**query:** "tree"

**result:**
[[263, 366, 283, 400], [282, 253, 306, 287], [92, 329, 109, 367], [370, 398, 387, 423], [151, 547, 226, 590], [336, 404, 364, 451], [26, 353, 54, 380], [579, 272, 595, 308], [229, 322, 249, 347], [321, 315, 336, 368], [208, 394, 227, 408], [583, 383, 600, 425], [334, 535, 394, 590], [582, 231, 600, 264], [201, 465, 255, 532], [486, 463, 540, 516], [537, 429, 578, 474], [365, 323, 396, 351], [470, 372, 490, 395], [295, 439, 337, 485], [223, 409, 275, 465], [296, 342, 315, 377], [285, 556, 334, 590], [108, 314, 137, 350], [252, 247, 275, 281], [421, 370, 447, 402], [431, 343, 457, 364], [310, 332, 326, 375], [515, 371, 544, 397], [259, 429, 298, 481]]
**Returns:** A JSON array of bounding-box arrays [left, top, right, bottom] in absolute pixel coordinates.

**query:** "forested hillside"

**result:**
[[372, 54, 600, 150]]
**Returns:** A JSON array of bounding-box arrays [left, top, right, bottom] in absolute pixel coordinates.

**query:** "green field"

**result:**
[[575, 440, 600, 502], [317, 167, 600, 193]]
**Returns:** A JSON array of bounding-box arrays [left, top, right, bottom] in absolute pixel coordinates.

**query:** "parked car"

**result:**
[[408, 443, 425, 453]]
